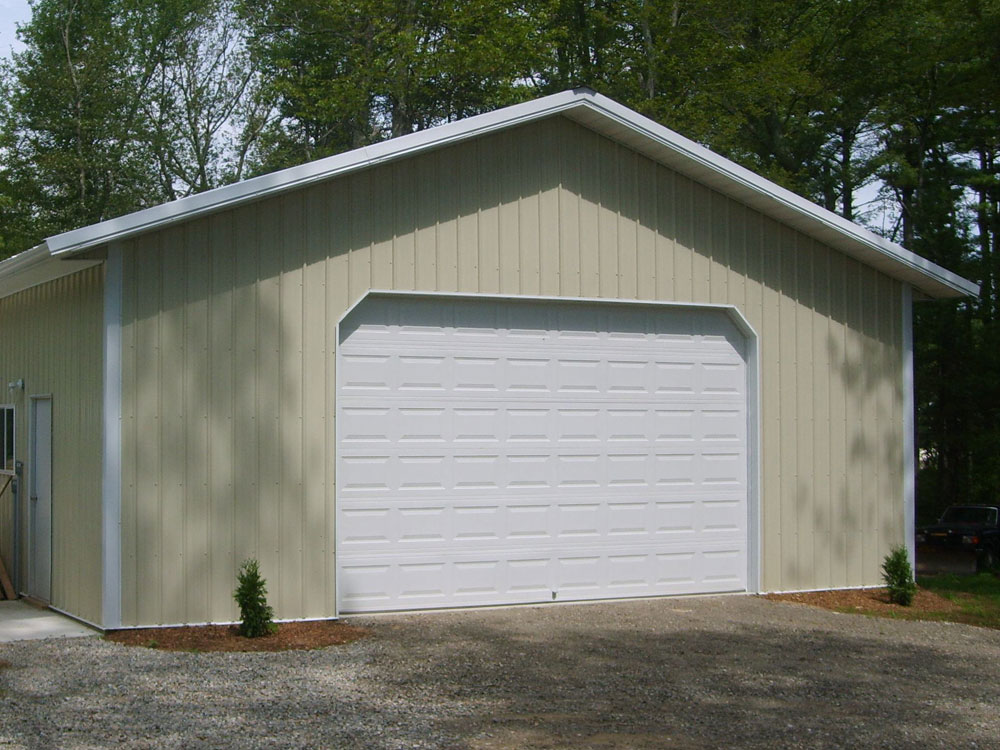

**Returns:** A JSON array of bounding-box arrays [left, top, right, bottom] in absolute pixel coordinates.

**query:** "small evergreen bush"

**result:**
[[882, 545, 917, 606], [233, 559, 276, 637]]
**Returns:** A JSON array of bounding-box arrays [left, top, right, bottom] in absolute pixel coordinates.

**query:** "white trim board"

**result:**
[[902, 284, 915, 567], [101, 248, 123, 629], [34, 89, 976, 300]]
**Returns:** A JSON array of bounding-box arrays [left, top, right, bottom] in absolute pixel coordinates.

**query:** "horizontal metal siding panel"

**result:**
[[0, 265, 104, 624], [119, 116, 905, 624]]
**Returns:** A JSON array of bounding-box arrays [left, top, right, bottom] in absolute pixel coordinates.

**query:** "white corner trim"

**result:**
[[101, 247, 123, 629], [902, 284, 915, 567]]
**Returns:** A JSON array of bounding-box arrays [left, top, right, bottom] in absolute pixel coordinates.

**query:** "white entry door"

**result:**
[[337, 296, 750, 613], [29, 397, 52, 602]]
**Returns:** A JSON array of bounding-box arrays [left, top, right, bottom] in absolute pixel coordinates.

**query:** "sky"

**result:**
[[0, 0, 30, 60]]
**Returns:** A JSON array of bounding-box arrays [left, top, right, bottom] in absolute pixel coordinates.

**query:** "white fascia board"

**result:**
[[0, 243, 102, 300], [43, 88, 977, 299]]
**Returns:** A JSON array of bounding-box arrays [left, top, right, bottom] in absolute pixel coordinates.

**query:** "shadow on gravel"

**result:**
[[2, 604, 999, 749], [368, 611, 1000, 749]]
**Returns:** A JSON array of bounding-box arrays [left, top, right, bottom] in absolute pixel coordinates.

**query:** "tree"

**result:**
[[0, 0, 272, 255], [238, 0, 544, 171]]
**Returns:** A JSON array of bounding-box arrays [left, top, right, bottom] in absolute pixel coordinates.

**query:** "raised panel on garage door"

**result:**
[[337, 296, 749, 613]]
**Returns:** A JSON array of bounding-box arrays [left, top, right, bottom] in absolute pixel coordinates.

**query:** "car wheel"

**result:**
[[977, 548, 997, 573]]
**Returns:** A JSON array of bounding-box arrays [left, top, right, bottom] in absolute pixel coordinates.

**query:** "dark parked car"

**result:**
[[917, 505, 1000, 573]]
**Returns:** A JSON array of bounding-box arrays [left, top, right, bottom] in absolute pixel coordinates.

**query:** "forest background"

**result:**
[[0, 0, 996, 523]]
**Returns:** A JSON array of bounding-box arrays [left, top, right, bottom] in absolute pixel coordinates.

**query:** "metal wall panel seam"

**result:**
[[102, 247, 123, 629]]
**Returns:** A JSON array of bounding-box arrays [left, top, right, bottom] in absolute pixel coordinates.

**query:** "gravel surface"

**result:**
[[1, 595, 999, 748]]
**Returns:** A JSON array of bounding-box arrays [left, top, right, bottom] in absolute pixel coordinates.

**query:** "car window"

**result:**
[[940, 507, 996, 524]]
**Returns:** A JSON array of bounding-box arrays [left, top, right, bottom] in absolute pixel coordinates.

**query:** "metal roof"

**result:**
[[3, 88, 979, 299]]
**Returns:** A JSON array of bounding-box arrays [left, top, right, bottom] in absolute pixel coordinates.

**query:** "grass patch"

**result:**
[[918, 573, 1000, 629]]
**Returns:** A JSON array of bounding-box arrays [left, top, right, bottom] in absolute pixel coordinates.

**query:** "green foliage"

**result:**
[[882, 546, 917, 606], [233, 559, 276, 638], [237, 0, 543, 170]]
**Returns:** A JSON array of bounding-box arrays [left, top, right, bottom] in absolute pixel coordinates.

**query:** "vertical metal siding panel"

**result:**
[[635, 157, 656, 301], [741, 209, 764, 343], [498, 131, 521, 295], [517, 128, 541, 297], [436, 155, 460, 293], [827, 248, 849, 587], [759, 217, 783, 590], [578, 130, 600, 298], [208, 212, 236, 622], [370, 165, 394, 290], [860, 264, 880, 580], [777, 225, 799, 589], [279, 194, 305, 616], [349, 173, 373, 300], [654, 165, 676, 302], [597, 137, 619, 298], [558, 130, 581, 297], [478, 141, 501, 293], [121, 245, 139, 625], [134, 235, 164, 624], [617, 148, 638, 300], [160, 226, 188, 622], [538, 121, 561, 296], [414, 153, 439, 292], [690, 183, 712, 302], [393, 162, 417, 290], [795, 236, 815, 586], [184, 219, 211, 623], [303, 186, 330, 618], [709, 191, 729, 304], [811, 240, 833, 587], [232, 204, 260, 576], [326, 179, 352, 616], [671, 174, 694, 302], [843, 259, 864, 586], [456, 143, 480, 293], [256, 199, 283, 601], [184, 220, 215, 622], [726, 203, 746, 310]]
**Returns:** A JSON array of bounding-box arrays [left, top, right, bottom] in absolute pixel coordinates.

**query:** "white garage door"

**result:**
[[337, 296, 749, 613]]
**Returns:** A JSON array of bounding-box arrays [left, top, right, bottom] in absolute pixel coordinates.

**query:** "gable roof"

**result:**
[[2, 88, 979, 299]]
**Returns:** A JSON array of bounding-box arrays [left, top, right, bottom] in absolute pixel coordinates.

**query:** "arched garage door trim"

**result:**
[[334, 290, 760, 615]]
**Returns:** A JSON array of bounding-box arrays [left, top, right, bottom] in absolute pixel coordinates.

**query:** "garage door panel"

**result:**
[[338, 297, 749, 612]]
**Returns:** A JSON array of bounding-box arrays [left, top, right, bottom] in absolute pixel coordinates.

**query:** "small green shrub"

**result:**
[[882, 545, 917, 606], [233, 559, 276, 637]]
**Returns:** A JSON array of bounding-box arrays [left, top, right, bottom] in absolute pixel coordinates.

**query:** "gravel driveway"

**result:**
[[1, 595, 999, 749]]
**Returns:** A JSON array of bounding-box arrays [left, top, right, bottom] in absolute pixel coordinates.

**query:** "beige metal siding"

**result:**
[[0, 265, 104, 623], [119, 116, 903, 625]]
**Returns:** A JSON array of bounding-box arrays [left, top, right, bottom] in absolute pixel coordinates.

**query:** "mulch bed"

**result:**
[[105, 620, 370, 652], [764, 586, 961, 615]]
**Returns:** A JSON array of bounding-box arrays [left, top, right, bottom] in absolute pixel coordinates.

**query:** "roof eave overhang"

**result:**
[[41, 88, 978, 300], [0, 243, 103, 301]]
